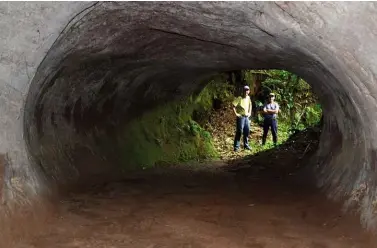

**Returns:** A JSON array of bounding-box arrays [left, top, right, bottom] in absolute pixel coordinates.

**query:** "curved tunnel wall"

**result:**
[[1, 2, 377, 229]]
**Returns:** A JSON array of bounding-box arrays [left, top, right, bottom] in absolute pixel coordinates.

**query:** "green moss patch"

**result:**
[[110, 77, 232, 170]]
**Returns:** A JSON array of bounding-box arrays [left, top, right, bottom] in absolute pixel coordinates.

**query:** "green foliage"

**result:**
[[250, 69, 322, 133], [243, 70, 256, 89], [246, 121, 291, 154], [110, 82, 230, 170], [192, 74, 235, 125], [304, 104, 322, 127], [195, 75, 235, 107]]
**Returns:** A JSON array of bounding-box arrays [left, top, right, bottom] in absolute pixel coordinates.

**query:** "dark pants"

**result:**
[[262, 118, 278, 145], [234, 116, 250, 150]]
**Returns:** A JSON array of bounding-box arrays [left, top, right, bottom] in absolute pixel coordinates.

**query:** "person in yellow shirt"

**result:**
[[232, 85, 252, 152]]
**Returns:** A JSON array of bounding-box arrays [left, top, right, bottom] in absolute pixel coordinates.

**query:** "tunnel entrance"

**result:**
[[195, 70, 322, 160], [14, 1, 377, 246]]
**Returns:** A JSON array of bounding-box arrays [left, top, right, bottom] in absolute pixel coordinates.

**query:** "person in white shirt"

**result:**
[[262, 93, 280, 146]]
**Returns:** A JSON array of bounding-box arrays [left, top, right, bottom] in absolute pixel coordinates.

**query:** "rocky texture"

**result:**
[[1, 2, 377, 229]]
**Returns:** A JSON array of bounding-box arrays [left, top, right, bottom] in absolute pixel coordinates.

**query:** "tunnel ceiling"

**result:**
[[0, 1, 375, 229]]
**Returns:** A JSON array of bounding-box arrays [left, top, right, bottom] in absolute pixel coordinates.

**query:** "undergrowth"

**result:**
[[112, 75, 231, 170], [107, 71, 322, 170]]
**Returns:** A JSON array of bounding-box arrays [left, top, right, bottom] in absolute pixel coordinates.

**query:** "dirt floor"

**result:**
[[13, 158, 376, 248]]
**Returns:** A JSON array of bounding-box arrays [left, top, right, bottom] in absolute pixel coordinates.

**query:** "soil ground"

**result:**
[[14, 162, 376, 248], [7, 107, 377, 247]]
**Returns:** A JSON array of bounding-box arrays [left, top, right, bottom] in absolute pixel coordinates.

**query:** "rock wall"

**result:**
[[1, 2, 377, 229]]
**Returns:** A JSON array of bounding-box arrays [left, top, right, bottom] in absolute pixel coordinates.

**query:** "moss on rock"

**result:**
[[113, 86, 228, 169]]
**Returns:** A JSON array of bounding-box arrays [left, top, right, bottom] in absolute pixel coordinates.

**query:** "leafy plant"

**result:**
[[249, 69, 322, 131]]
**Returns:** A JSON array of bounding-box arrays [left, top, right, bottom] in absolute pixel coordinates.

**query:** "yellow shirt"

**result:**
[[232, 96, 251, 116]]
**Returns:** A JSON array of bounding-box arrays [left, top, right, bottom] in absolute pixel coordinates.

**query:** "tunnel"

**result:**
[[2, 1, 377, 236]]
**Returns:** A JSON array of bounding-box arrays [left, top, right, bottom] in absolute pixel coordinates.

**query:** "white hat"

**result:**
[[244, 85, 250, 90]]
